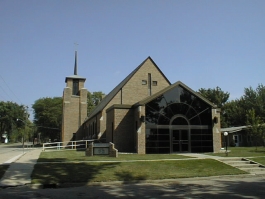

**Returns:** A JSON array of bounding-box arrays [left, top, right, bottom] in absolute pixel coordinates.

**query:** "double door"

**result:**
[[172, 130, 189, 152]]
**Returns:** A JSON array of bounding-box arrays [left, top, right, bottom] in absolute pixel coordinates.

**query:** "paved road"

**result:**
[[0, 175, 265, 199], [0, 143, 25, 164]]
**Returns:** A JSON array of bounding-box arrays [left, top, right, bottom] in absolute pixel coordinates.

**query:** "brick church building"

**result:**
[[62, 52, 221, 154]]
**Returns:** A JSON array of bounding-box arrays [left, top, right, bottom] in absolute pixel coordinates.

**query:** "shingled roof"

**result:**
[[85, 56, 171, 121]]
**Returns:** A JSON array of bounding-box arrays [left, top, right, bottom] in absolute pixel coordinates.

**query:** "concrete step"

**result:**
[[235, 164, 260, 168], [251, 170, 265, 175], [219, 157, 265, 175], [220, 158, 243, 162], [224, 161, 249, 165], [241, 167, 265, 173]]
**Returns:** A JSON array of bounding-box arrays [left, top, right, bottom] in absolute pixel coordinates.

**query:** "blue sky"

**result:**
[[1, 0, 265, 119]]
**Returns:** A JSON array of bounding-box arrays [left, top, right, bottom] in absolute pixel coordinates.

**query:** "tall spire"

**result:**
[[74, 51, 77, 75]]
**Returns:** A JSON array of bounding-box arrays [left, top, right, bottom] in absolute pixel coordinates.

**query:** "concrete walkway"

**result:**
[[179, 153, 225, 159], [0, 148, 42, 187]]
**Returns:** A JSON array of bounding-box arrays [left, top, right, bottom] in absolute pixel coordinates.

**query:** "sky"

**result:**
[[1, 0, 265, 120]]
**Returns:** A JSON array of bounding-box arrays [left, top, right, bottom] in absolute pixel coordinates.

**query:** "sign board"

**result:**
[[93, 147, 109, 155], [94, 143, 109, 147]]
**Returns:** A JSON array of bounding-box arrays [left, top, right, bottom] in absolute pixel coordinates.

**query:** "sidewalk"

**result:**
[[179, 153, 225, 159], [0, 148, 42, 187]]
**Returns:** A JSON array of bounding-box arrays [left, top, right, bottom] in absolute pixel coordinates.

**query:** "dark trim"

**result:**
[[121, 88, 123, 104], [148, 73, 151, 96]]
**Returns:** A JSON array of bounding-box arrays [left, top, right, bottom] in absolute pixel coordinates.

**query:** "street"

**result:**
[[0, 175, 265, 199], [0, 143, 25, 164]]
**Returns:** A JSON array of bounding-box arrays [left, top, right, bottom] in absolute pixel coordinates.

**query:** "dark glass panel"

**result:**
[[158, 114, 170, 125], [171, 117, 188, 125], [179, 86, 195, 105], [145, 105, 159, 125], [163, 86, 181, 104]]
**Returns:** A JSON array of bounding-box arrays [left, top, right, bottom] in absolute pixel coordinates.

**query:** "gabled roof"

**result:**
[[221, 126, 248, 133], [135, 81, 217, 108], [85, 56, 171, 121]]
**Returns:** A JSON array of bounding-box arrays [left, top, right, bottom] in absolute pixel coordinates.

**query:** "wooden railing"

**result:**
[[42, 140, 94, 151]]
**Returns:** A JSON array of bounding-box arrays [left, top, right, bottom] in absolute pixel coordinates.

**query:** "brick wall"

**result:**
[[122, 59, 170, 104], [212, 108, 221, 152], [106, 108, 114, 143], [61, 79, 87, 143], [134, 106, 146, 154], [113, 108, 134, 152]]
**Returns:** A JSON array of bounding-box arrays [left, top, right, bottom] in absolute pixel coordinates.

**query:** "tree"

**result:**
[[0, 101, 29, 142], [222, 99, 245, 127], [87, 91, 105, 114], [198, 86, 230, 108], [242, 84, 265, 122], [246, 109, 265, 150], [32, 97, 62, 142], [198, 86, 230, 127]]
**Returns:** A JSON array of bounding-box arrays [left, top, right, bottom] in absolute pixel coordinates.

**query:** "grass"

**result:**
[[248, 157, 265, 166], [38, 150, 193, 162], [31, 151, 247, 184], [0, 165, 9, 179], [206, 147, 265, 157]]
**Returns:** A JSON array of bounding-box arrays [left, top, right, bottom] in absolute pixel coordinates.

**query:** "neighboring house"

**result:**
[[62, 53, 221, 154], [221, 126, 263, 147]]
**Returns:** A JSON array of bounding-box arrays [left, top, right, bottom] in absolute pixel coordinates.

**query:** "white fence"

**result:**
[[42, 140, 94, 151]]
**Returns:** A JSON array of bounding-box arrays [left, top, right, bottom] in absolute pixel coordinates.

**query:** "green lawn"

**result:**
[[31, 151, 247, 184], [0, 165, 9, 179], [248, 157, 265, 165], [38, 150, 193, 162], [206, 147, 265, 157]]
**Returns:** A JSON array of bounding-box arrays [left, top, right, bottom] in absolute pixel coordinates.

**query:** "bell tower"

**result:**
[[61, 51, 87, 143]]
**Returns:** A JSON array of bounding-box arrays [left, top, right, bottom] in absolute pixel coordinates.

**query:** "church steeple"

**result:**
[[74, 51, 77, 75], [65, 51, 86, 83], [62, 50, 87, 143]]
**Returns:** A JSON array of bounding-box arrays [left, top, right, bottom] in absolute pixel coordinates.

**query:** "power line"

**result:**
[[0, 82, 13, 101], [0, 74, 22, 104]]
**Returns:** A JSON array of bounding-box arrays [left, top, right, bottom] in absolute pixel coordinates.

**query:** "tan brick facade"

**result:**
[[106, 106, 134, 152], [212, 108, 221, 152], [81, 57, 170, 148], [63, 56, 222, 154], [61, 77, 87, 143]]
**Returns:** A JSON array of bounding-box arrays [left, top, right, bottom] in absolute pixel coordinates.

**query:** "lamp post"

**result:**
[[224, 132, 228, 156]]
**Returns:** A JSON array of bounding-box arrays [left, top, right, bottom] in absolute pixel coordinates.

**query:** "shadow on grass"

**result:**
[[248, 149, 265, 153], [0, 165, 9, 179], [32, 158, 121, 185], [114, 170, 147, 183]]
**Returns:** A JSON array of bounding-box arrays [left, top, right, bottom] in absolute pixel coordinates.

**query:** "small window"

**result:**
[[142, 80, 147, 85], [152, 81, 157, 86]]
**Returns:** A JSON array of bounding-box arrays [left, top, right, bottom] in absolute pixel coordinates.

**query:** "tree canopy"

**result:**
[[198, 84, 265, 130], [198, 86, 230, 127], [87, 91, 105, 114], [198, 86, 230, 108], [0, 101, 30, 142], [32, 97, 62, 142]]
